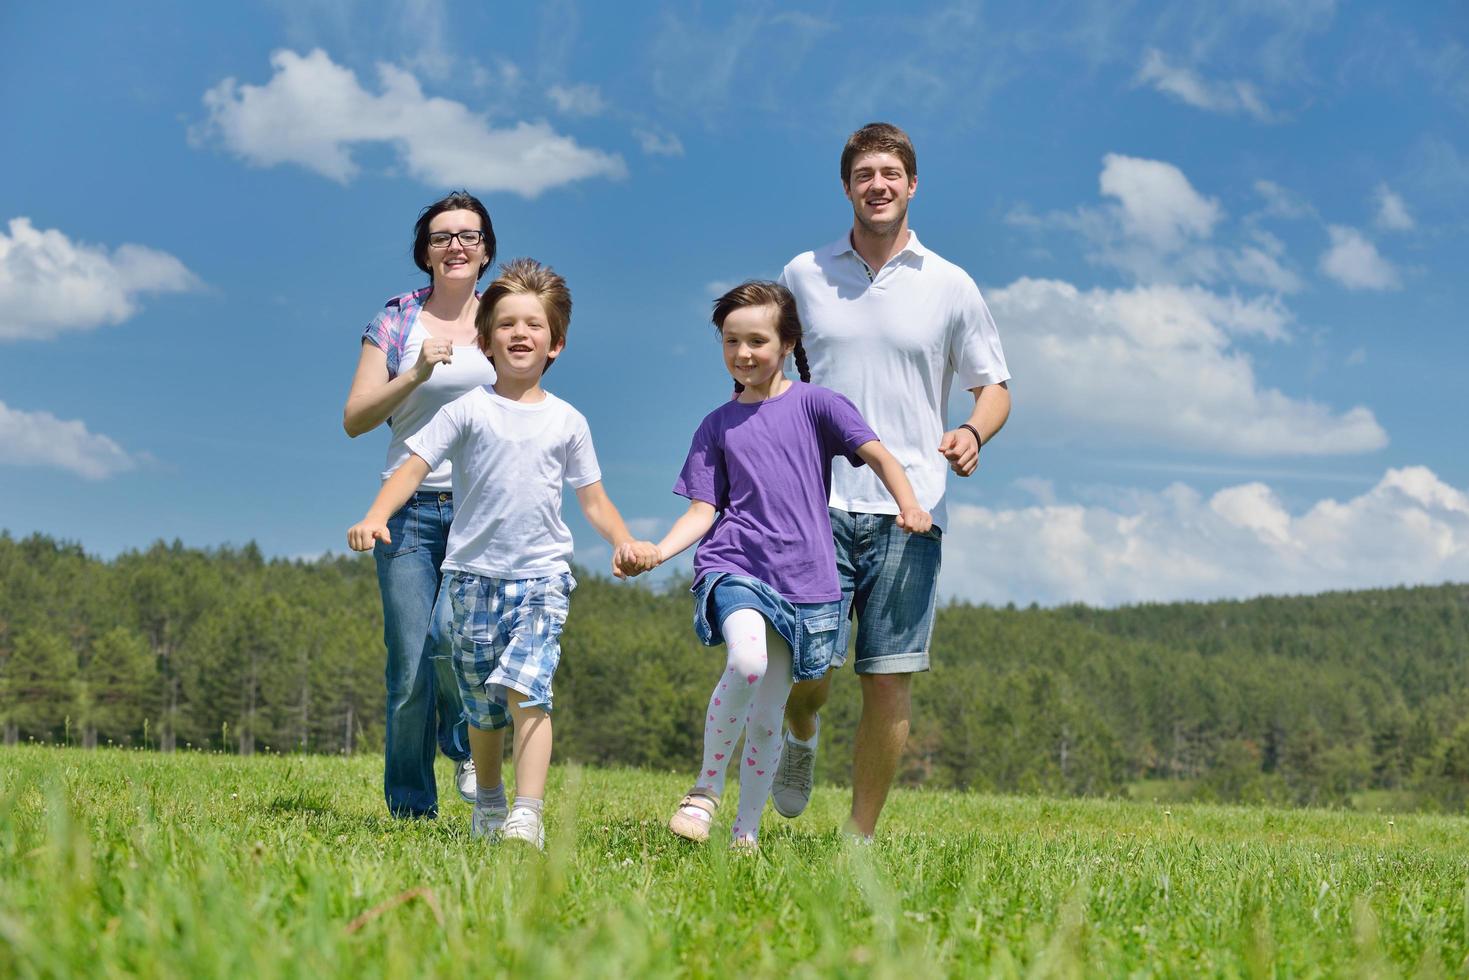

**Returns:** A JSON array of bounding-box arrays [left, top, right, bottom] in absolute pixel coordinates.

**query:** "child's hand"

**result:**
[[612, 540, 659, 578], [347, 520, 390, 552], [895, 508, 932, 534], [634, 541, 662, 571]]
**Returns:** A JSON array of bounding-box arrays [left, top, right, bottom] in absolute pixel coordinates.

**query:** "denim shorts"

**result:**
[[691, 572, 843, 682], [445, 570, 575, 730], [830, 509, 943, 675]]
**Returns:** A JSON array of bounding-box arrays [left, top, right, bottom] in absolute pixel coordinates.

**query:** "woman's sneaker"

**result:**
[[502, 805, 545, 851], [455, 759, 478, 804]]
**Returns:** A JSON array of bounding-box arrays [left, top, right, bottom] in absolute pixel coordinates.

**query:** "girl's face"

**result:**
[[485, 293, 562, 377], [721, 304, 792, 391]]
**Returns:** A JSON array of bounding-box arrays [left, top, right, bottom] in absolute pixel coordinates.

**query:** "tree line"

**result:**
[[2, 531, 1467, 812]]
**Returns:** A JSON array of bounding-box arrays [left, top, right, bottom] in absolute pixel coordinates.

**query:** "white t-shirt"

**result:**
[[382, 319, 497, 489], [779, 231, 1010, 530], [406, 387, 602, 580]]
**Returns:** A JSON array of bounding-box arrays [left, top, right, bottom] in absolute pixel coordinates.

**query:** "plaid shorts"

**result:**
[[445, 570, 576, 730]]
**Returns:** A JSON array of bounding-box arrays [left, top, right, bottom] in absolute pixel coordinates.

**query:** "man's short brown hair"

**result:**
[[840, 122, 917, 186]]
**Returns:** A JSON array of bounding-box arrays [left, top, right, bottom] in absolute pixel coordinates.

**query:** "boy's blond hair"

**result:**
[[476, 258, 572, 373]]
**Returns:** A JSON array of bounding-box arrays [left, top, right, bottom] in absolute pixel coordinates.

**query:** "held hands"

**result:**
[[612, 540, 661, 579], [412, 339, 455, 381], [347, 520, 390, 552], [895, 507, 933, 535], [937, 426, 981, 477]]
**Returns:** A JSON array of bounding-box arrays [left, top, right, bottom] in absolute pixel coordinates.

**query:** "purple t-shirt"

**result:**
[[674, 381, 879, 603]]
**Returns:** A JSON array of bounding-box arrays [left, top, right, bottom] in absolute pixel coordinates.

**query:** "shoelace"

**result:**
[[780, 744, 814, 791]]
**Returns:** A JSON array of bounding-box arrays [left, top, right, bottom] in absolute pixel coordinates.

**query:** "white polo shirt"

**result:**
[[779, 231, 1010, 530]]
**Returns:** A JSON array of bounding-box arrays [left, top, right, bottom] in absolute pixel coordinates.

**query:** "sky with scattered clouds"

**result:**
[[3, 0, 1467, 606]]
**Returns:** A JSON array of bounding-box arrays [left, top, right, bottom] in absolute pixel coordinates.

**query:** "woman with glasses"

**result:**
[[344, 191, 499, 819]]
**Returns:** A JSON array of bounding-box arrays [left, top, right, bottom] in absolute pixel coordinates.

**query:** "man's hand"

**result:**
[[895, 507, 933, 534], [937, 426, 980, 477], [347, 520, 390, 552]]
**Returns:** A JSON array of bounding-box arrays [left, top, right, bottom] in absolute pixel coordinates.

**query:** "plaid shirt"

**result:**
[[361, 287, 433, 378]]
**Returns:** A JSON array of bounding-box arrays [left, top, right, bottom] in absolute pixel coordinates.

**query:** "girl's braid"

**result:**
[[793, 341, 811, 383]]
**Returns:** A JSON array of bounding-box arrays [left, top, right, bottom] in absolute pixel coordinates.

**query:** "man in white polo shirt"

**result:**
[[773, 122, 1011, 837]]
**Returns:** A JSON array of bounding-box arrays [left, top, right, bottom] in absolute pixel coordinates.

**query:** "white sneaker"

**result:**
[[502, 805, 545, 851], [455, 759, 477, 804], [471, 801, 507, 839], [771, 721, 818, 818]]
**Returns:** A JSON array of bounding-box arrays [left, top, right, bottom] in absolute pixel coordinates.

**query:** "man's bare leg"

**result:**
[[848, 672, 912, 837]]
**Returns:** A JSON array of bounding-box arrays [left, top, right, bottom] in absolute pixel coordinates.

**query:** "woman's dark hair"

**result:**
[[711, 280, 810, 394], [412, 190, 496, 282]]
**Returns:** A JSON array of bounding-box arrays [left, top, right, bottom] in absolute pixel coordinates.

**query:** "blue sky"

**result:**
[[3, 0, 1467, 606]]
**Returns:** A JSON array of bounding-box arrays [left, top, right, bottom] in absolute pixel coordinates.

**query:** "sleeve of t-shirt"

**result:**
[[405, 398, 466, 471], [948, 276, 1012, 391], [562, 411, 603, 490], [672, 414, 728, 509], [814, 388, 878, 467]]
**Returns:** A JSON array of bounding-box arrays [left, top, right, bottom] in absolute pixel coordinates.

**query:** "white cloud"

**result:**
[[940, 467, 1469, 606], [0, 400, 137, 479], [1252, 180, 1315, 220], [988, 276, 1387, 455], [1319, 225, 1401, 291], [1373, 184, 1415, 231], [547, 82, 605, 116], [0, 218, 198, 342], [1099, 153, 1223, 250], [195, 49, 627, 197], [1228, 230, 1304, 293], [635, 129, 685, 157], [1014, 158, 1304, 292], [1135, 48, 1274, 121]]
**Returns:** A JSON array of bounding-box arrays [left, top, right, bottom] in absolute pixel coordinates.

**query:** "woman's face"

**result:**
[[425, 209, 487, 284]]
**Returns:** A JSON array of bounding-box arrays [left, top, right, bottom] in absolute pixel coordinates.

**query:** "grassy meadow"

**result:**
[[2, 746, 1468, 977]]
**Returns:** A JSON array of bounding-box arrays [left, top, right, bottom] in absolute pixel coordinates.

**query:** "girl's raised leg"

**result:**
[[730, 622, 793, 846]]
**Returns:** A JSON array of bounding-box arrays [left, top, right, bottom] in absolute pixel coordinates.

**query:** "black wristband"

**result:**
[[959, 423, 983, 451]]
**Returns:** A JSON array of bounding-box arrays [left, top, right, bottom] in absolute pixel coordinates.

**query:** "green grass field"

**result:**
[[2, 747, 1467, 977]]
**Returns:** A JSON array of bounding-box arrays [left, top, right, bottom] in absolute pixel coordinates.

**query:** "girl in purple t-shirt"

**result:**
[[617, 280, 930, 849]]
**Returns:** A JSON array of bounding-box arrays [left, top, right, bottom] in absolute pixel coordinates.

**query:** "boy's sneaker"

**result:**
[[502, 805, 545, 851], [455, 759, 477, 804], [471, 801, 507, 839], [771, 724, 818, 818]]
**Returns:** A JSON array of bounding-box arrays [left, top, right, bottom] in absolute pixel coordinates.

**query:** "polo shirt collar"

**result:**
[[829, 229, 928, 264]]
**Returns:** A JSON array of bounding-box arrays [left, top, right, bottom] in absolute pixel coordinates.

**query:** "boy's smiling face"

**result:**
[[484, 292, 563, 377]]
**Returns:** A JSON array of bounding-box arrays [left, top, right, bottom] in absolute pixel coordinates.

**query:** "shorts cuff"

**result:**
[[466, 715, 509, 732], [854, 651, 929, 675]]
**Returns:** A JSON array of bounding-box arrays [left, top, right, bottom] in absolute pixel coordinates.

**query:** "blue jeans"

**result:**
[[375, 490, 470, 818]]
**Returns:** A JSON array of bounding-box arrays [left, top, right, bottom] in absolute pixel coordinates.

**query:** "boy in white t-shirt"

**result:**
[[349, 258, 654, 849]]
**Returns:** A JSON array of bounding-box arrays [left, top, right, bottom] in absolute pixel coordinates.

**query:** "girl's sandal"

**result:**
[[668, 789, 720, 843]]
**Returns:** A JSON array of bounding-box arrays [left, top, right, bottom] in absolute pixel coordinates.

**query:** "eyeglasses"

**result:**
[[427, 230, 485, 249]]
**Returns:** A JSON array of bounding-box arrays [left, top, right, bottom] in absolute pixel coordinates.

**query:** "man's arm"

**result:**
[[938, 380, 1010, 477]]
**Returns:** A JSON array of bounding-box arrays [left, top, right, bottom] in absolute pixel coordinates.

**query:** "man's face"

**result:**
[[844, 150, 916, 236]]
